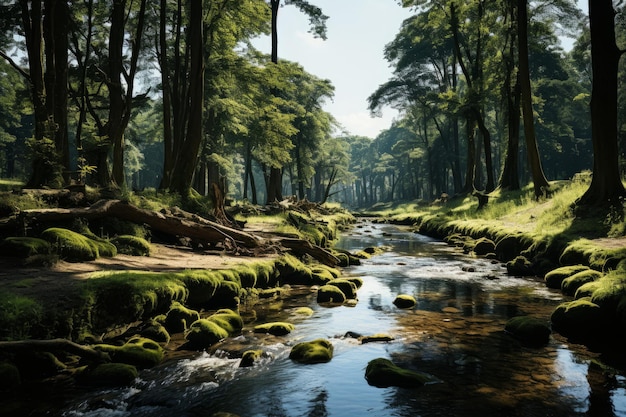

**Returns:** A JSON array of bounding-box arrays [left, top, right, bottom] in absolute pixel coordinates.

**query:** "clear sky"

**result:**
[[254, 1, 589, 139]]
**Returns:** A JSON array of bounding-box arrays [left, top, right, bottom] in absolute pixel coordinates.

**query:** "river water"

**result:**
[[58, 221, 626, 417]]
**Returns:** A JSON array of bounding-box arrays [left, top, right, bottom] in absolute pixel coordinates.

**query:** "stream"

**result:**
[[56, 220, 626, 416]]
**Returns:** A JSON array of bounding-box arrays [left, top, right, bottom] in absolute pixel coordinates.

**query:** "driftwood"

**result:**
[[0, 338, 110, 363], [7, 199, 339, 266]]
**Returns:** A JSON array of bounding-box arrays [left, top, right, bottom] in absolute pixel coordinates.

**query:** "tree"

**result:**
[[266, 0, 327, 203]]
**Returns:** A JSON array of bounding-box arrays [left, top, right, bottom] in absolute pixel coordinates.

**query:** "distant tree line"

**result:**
[[0, 0, 624, 207]]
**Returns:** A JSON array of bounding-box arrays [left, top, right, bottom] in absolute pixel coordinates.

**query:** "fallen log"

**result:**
[[7, 199, 340, 265], [0, 338, 110, 363]]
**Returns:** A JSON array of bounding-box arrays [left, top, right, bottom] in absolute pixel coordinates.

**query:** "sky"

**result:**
[[254, 1, 589, 139]]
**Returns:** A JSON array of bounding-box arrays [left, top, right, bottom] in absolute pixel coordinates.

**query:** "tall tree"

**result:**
[[266, 0, 327, 203], [578, 0, 626, 205]]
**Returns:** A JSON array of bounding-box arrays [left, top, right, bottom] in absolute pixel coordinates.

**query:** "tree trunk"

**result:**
[[518, 0, 550, 198], [578, 0, 626, 205]]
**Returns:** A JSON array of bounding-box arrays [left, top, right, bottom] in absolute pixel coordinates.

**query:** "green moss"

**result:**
[[504, 316, 551, 347], [252, 261, 278, 288], [544, 265, 590, 289], [178, 270, 222, 308], [231, 265, 257, 288], [506, 256, 534, 276], [365, 358, 436, 388], [0, 237, 51, 258], [560, 239, 626, 270], [184, 319, 229, 349], [473, 237, 496, 256], [275, 254, 313, 285], [589, 272, 626, 312], [80, 363, 138, 387], [561, 270, 603, 296], [253, 322, 295, 336], [393, 294, 417, 309], [41, 227, 99, 261], [164, 301, 200, 334], [574, 280, 603, 299], [140, 319, 170, 343], [310, 267, 337, 285], [289, 339, 333, 364], [207, 309, 243, 335], [345, 277, 364, 289], [212, 280, 242, 309], [327, 279, 358, 299], [96, 337, 164, 369], [316, 285, 346, 304], [551, 298, 607, 343], [239, 350, 263, 368], [110, 235, 151, 256], [294, 307, 314, 317]]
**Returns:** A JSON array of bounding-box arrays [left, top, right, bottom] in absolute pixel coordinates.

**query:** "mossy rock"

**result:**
[[289, 339, 333, 364], [544, 265, 590, 289], [551, 298, 607, 343], [275, 255, 313, 285], [334, 252, 350, 267], [495, 235, 524, 262], [561, 270, 603, 296], [179, 270, 222, 308], [504, 316, 551, 347], [253, 322, 295, 336], [345, 277, 364, 289], [207, 309, 243, 335], [0, 362, 21, 390], [164, 301, 200, 333], [506, 256, 534, 276], [211, 280, 242, 309], [327, 279, 358, 299], [231, 265, 258, 288], [393, 294, 417, 309], [293, 307, 314, 317], [96, 337, 164, 369], [574, 281, 603, 299], [239, 350, 263, 368], [79, 363, 138, 387], [140, 320, 170, 343], [41, 227, 99, 261], [111, 235, 151, 256], [473, 237, 495, 256], [359, 333, 394, 344], [365, 358, 436, 388], [590, 276, 626, 312], [311, 265, 340, 279], [316, 285, 346, 304], [185, 319, 229, 350], [310, 268, 335, 285], [0, 237, 51, 258]]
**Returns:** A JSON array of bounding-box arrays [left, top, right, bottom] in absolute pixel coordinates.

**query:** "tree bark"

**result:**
[[518, 0, 550, 198], [578, 0, 626, 205]]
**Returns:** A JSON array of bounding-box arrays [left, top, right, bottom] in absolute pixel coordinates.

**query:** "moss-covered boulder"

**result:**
[[41, 227, 99, 261], [294, 307, 314, 317], [0, 237, 51, 258], [239, 350, 263, 368], [393, 294, 417, 309], [310, 267, 335, 285], [96, 337, 164, 369], [574, 280, 602, 299], [359, 334, 395, 344], [79, 363, 138, 387], [0, 362, 21, 390], [289, 339, 333, 364], [254, 322, 295, 336], [544, 265, 590, 289], [275, 255, 313, 285], [345, 277, 364, 289], [316, 285, 346, 304], [327, 279, 358, 299], [504, 316, 551, 347], [179, 270, 222, 308], [365, 358, 436, 388], [561, 270, 603, 296], [212, 280, 242, 309], [110, 235, 151, 256], [139, 320, 170, 343], [207, 309, 243, 335], [495, 235, 524, 262], [164, 302, 200, 333], [506, 256, 534, 276], [185, 319, 229, 350], [589, 275, 626, 312], [551, 298, 607, 343], [473, 237, 496, 256]]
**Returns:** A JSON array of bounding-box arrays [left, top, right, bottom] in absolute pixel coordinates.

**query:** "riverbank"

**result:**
[[361, 178, 626, 357]]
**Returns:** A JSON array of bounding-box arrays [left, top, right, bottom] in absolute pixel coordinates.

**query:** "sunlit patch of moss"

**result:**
[[327, 279, 358, 299], [253, 322, 295, 336], [41, 227, 99, 261], [274, 254, 313, 285], [289, 338, 333, 364], [140, 319, 170, 343], [207, 309, 243, 335], [184, 319, 229, 350], [239, 349, 263, 367], [560, 239, 626, 270], [544, 265, 590, 289], [551, 298, 607, 343], [316, 285, 346, 304], [561, 270, 603, 296], [393, 294, 416, 309], [588, 271, 626, 312], [293, 307, 314, 317], [95, 337, 164, 369], [110, 235, 151, 256], [177, 270, 222, 308], [0, 237, 52, 258]]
